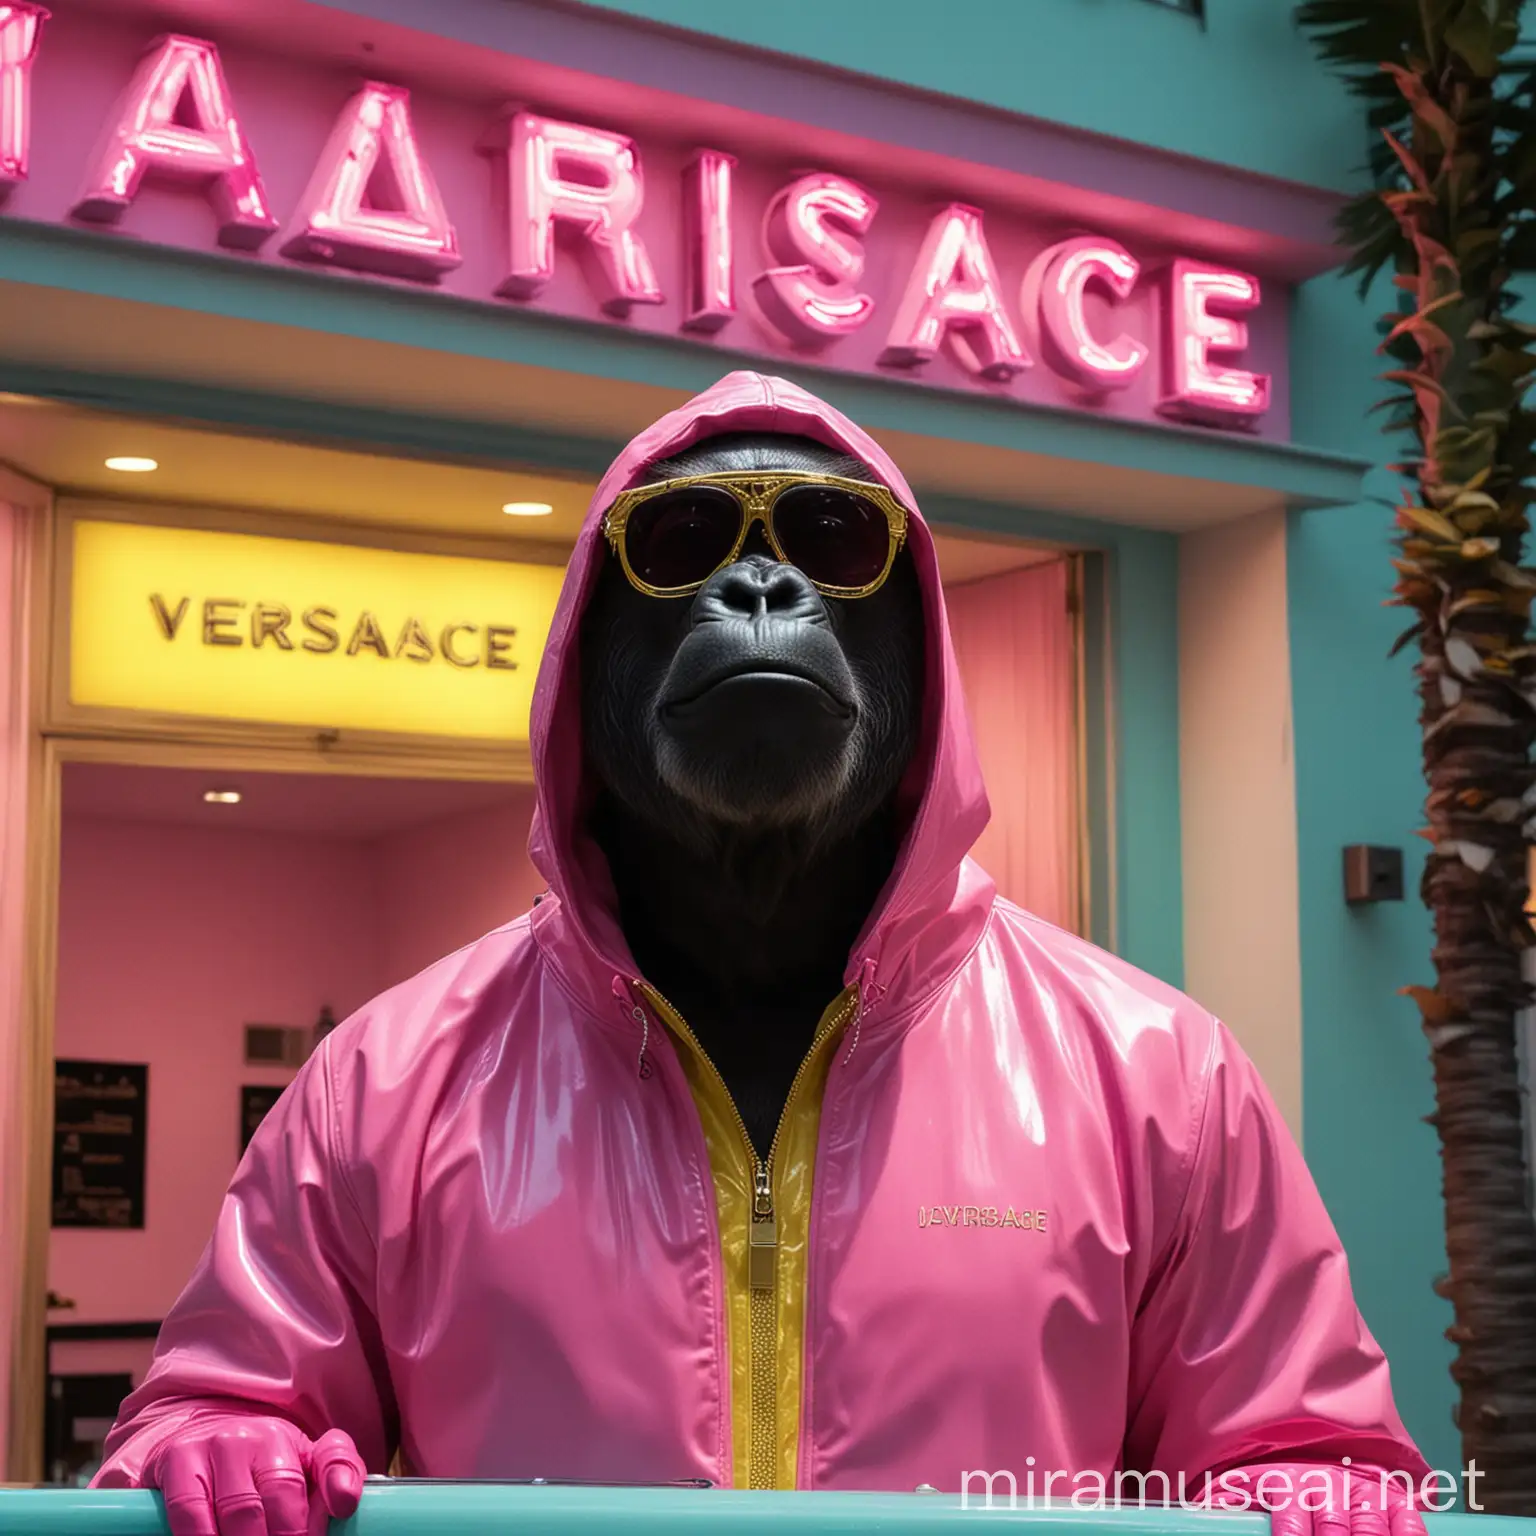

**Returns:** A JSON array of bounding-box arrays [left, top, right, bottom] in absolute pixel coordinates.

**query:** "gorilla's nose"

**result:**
[[695, 554, 824, 625]]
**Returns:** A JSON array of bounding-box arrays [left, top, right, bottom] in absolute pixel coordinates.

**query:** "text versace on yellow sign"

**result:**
[[69, 520, 566, 741]]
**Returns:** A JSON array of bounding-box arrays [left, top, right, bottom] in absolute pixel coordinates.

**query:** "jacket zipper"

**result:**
[[634, 980, 859, 1490]]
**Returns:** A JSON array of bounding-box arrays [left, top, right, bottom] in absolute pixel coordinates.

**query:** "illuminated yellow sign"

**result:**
[[69, 520, 567, 741]]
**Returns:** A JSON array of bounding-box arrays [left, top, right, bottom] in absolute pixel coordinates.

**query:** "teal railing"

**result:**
[[0, 1487, 1518, 1536]]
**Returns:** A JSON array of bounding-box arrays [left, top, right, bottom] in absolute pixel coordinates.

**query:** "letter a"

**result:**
[[880, 203, 1027, 380], [73, 34, 276, 249], [283, 82, 459, 281]]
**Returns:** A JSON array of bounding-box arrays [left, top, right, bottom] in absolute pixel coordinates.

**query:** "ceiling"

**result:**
[[62, 761, 531, 840], [0, 394, 1060, 584], [0, 393, 592, 549]]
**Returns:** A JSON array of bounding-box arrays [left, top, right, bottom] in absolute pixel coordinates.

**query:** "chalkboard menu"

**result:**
[[52, 1060, 148, 1229], [239, 1084, 287, 1154]]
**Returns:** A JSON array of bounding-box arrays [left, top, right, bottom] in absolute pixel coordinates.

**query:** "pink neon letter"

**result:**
[[751, 173, 877, 348], [1023, 236, 1148, 391], [880, 204, 1027, 380], [682, 149, 735, 333], [492, 111, 662, 316], [282, 83, 458, 281], [0, 4, 46, 191], [1158, 259, 1270, 424], [72, 34, 275, 249]]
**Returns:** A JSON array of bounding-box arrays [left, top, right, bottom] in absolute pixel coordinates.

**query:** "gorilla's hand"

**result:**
[[1210, 1462, 1429, 1536], [131, 1419, 364, 1536]]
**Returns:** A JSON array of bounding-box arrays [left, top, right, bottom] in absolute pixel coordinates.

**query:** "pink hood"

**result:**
[[95, 372, 1430, 1498], [526, 369, 992, 1017]]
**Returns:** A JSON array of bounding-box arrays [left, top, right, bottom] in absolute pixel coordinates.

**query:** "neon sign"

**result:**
[[0, 2, 45, 187], [283, 82, 460, 281], [0, 7, 1276, 433]]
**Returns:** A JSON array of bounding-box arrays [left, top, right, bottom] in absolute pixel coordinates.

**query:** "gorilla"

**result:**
[[94, 373, 1429, 1534], [579, 432, 923, 1156]]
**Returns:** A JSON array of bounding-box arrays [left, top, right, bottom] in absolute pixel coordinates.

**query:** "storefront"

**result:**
[[0, 0, 1381, 1484]]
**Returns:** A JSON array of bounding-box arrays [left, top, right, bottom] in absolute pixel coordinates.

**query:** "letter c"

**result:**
[[441, 623, 480, 667]]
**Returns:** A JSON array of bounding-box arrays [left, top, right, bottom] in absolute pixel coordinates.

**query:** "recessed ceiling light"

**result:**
[[203, 789, 242, 805], [105, 456, 158, 473], [502, 501, 553, 517]]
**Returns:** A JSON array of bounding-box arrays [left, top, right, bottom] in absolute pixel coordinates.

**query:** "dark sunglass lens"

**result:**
[[773, 487, 891, 590], [624, 487, 741, 590]]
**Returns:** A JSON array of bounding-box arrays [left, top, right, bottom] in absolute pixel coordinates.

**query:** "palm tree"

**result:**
[[1294, 1, 1536, 1511]]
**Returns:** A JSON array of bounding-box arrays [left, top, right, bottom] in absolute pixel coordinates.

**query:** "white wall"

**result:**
[[1178, 507, 1304, 1141]]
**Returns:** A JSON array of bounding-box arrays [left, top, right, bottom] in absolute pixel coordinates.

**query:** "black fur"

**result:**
[[581, 433, 924, 1156]]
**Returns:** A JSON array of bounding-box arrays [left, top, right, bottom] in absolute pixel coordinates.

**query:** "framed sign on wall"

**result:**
[[51, 1061, 148, 1230], [239, 1084, 287, 1155]]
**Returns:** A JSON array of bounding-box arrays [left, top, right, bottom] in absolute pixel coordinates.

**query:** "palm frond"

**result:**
[[1294, 0, 1423, 88], [1335, 190, 1409, 295]]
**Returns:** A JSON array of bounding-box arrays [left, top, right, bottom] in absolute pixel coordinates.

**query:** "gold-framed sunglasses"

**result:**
[[601, 470, 910, 599]]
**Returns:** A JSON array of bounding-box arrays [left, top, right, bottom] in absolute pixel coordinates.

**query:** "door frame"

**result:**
[[7, 492, 542, 1482]]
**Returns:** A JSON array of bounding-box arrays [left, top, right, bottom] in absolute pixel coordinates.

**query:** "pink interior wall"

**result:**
[[49, 790, 543, 1333], [50, 816, 382, 1326], [946, 559, 1082, 933], [372, 789, 544, 990]]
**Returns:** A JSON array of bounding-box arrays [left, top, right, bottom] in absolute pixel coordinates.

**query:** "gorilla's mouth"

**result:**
[[662, 661, 855, 719]]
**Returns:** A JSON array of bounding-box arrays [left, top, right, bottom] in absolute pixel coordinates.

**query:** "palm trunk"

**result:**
[[1396, 49, 1536, 1516], [1415, 547, 1536, 1508]]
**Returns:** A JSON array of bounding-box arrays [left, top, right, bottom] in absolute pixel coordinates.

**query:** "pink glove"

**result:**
[[1207, 1462, 1431, 1536], [118, 1418, 365, 1536]]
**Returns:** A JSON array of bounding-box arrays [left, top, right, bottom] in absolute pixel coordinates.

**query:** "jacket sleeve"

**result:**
[[93, 1031, 396, 1485], [1123, 1017, 1431, 1490]]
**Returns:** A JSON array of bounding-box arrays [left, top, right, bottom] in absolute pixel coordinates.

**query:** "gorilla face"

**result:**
[[580, 433, 924, 863]]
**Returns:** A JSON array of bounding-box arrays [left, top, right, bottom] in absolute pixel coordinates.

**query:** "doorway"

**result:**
[[42, 759, 541, 1483]]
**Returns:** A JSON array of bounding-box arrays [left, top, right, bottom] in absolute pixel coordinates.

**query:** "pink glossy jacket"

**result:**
[[96, 372, 1430, 1495]]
